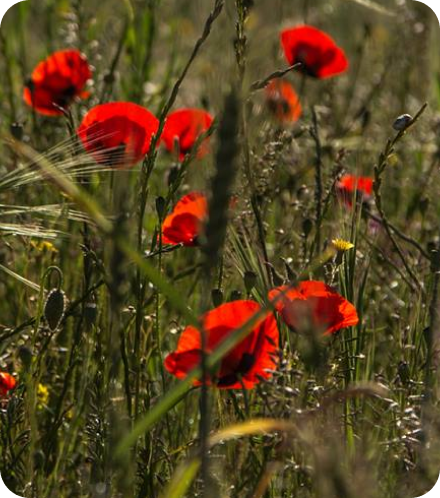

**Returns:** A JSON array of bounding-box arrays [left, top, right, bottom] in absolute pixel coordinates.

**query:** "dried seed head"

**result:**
[[393, 114, 413, 131]]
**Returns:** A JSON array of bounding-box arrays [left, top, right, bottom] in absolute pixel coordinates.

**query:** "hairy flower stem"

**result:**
[[133, 0, 225, 426], [310, 107, 323, 255], [373, 103, 427, 295], [235, 0, 273, 287]]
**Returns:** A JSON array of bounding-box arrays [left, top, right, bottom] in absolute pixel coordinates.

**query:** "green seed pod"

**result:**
[[10, 122, 24, 141], [244, 270, 257, 294], [84, 302, 98, 328], [18, 345, 33, 370], [302, 218, 313, 238], [155, 196, 166, 220], [230, 290, 242, 301], [211, 288, 223, 307], [44, 288, 66, 331]]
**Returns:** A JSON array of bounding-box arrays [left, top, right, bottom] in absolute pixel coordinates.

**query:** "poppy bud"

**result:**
[[84, 302, 98, 328], [155, 196, 166, 220], [230, 290, 242, 301], [33, 450, 45, 470], [103, 72, 116, 85], [419, 196, 429, 215], [167, 166, 180, 187], [44, 288, 66, 331], [398, 361, 410, 385], [302, 218, 313, 238], [393, 114, 413, 131], [211, 288, 223, 307], [18, 345, 33, 370], [10, 122, 24, 141], [244, 270, 257, 294]]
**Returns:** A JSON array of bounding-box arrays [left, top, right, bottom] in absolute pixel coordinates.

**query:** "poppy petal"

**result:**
[[0, 372, 17, 396], [162, 192, 208, 246], [280, 25, 348, 79], [24, 49, 92, 116], [161, 108, 213, 161], [77, 102, 159, 167], [164, 300, 280, 389], [337, 175, 373, 207], [265, 80, 302, 123], [269, 280, 359, 336]]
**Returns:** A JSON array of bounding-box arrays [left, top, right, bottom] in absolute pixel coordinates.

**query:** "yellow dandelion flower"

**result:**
[[331, 239, 354, 252]]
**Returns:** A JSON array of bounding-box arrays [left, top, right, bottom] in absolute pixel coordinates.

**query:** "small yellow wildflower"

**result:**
[[37, 383, 49, 407], [331, 239, 354, 252], [332, 239, 354, 265], [30, 240, 58, 253]]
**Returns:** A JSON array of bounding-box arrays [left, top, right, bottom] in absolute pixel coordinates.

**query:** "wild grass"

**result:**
[[0, 1, 440, 497]]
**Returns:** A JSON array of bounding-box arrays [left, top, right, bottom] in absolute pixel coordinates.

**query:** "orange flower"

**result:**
[[162, 192, 208, 246], [269, 281, 359, 335], [265, 80, 302, 123], [164, 300, 279, 389], [161, 108, 214, 161], [0, 372, 17, 396], [281, 25, 348, 79], [24, 49, 91, 116], [77, 102, 159, 167]]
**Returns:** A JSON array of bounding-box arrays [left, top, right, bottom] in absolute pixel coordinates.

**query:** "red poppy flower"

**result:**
[[0, 372, 17, 397], [265, 80, 302, 123], [337, 174, 373, 207], [161, 108, 214, 161], [162, 192, 208, 246], [280, 25, 348, 79], [164, 300, 279, 389], [269, 280, 358, 335], [77, 102, 159, 167], [23, 49, 92, 116]]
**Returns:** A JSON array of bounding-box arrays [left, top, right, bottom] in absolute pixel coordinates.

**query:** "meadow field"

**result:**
[[1, 0, 440, 497]]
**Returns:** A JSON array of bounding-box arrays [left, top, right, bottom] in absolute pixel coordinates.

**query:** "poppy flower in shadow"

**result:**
[[265, 79, 302, 123], [269, 280, 358, 336], [164, 300, 279, 389], [161, 108, 213, 161], [162, 192, 207, 246], [337, 174, 373, 207], [24, 49, 92, 116], [77, 102, 159, 167], [0, 372, 17, 397], [280, 25, 348, 79]]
